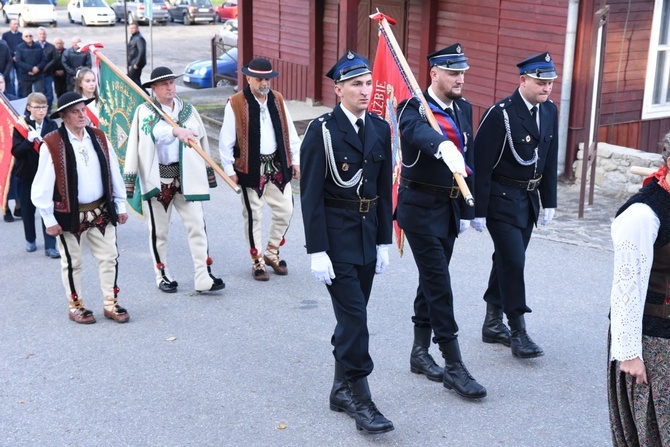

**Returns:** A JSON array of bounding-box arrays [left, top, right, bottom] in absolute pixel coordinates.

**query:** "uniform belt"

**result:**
[[159, 162, 180, 179], [399, 177, 461, 199], [324, 196, 378, 213], [493, 173, 543, 191], [644, 302, 670, 319], [79, 197, 105, 212]]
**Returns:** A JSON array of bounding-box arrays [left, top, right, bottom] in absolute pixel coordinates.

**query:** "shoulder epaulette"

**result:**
[[367, 111, 385, 121]]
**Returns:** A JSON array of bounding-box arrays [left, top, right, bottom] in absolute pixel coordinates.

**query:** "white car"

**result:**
[[219, 18, 237, 47], [3, 0, 57, 27], [67, 0, 116, 26]]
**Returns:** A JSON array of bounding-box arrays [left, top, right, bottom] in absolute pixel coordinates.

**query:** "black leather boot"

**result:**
[[482, 303, 511, 346], [439, 339, 487, 399], [329, 362, 355, 417], [410, 327, 444, 381], [348, 377, 394, 434], [508, 315, 544, 358]]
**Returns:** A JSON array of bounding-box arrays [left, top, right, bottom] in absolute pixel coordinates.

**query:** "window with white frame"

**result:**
[[642, 0, 670, 120]]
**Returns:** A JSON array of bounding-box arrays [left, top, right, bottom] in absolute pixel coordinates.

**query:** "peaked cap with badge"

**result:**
[[517, 52, 557, 80], [427, 43, 469, 71], [326, 50, 371, 83]]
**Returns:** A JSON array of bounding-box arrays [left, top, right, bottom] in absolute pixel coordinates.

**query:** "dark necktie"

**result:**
[[445, 106, 459, 129], [531, 106, 539, 131], [356, 118, 365, 145]]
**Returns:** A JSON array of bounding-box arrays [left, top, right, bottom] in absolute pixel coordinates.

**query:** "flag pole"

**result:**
[[82, 43, 241, 194], [371, 12, 474, 207], [0, 92, 31, 214]]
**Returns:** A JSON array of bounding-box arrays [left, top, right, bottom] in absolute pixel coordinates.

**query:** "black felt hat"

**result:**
[[142, 66, 182, 89], [240, 58, 279, 79], [50, 92, 94, 119]]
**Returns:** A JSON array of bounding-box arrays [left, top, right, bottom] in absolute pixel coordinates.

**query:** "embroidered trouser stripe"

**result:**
[[147, 198, 171, 284], [147, 193, 213, 291], [240, 182, 293, 261], [56, 222, 120, 309]]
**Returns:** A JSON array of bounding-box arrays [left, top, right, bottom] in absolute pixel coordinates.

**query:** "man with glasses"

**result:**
[[31, 92, 130, 324], [14, 30, 45, 97], [218, 57, 301, 281]]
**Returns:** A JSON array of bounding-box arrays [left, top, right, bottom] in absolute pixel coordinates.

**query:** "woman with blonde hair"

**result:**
[[74, 67, 99, 127]]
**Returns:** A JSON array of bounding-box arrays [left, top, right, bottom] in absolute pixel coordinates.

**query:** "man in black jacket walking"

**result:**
[[127, 23, 146, 89]]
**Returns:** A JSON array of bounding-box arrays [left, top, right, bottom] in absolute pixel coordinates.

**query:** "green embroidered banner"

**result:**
[[98, 60, 145, 217]]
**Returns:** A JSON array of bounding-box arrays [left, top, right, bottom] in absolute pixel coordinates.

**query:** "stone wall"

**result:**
[[574, 143, 662, 197]]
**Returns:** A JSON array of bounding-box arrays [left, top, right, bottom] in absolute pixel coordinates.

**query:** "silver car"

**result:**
[[110, 0, 169, 25]]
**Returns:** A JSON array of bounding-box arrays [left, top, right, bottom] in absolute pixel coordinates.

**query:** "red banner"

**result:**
[[0, 95, 27, 214], [369, 20, 412, 255]]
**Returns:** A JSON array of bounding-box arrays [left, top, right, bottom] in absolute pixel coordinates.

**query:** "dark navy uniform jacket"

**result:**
[[473, 89, 558, 228], [300, 104, 393, 266], [395, 92, 475, 239]]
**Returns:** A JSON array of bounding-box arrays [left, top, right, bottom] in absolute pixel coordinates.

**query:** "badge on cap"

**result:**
[[545, 53, 551, 62], [347, 51, 354, 60]]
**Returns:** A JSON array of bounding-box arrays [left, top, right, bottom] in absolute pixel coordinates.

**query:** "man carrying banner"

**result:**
[[300, 50, 394, 434], [31, 92, 130, 324], [396, 44, 485, 399], [472, 53, 559, 359], [124, 66, 224, 294]]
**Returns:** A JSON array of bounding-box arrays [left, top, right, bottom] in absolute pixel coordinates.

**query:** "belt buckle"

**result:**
[[449, 187, 460, 199], [526, 180, 538, 191], [359, 199, 370, 213]]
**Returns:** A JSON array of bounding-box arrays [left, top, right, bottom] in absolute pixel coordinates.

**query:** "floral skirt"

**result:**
[[608, 334, 670, 446]]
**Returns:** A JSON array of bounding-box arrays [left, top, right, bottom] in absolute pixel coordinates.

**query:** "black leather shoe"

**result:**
[[158, 279, 178, 293], [209, 277, 225, 291], [349, 378, 394, 434], [440, 340, 487, 400], [410, 327, 443, 382], [329, 362, 355, 417], [510, 330, 544, 358], [3, 212, 14, 222], [482, 303, 511, 346]]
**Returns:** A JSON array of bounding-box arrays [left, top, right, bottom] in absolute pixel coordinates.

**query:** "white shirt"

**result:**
[[609, 202, 659, 362], [339, 103, 365, 132], [152, 98, 183, 165], [218, 93, 301, 177], [31, 127, 127, 228], [518, 88, 540, 130]]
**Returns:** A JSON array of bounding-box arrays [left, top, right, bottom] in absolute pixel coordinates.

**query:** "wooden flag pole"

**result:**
[[83, 43, 241, 194], [372, 13, 474, 206]]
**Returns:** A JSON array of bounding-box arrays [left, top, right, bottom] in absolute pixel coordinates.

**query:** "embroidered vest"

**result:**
[[42, 126, 118, 233], [228, 87, 292, 189], [617, 179, 670, 338]]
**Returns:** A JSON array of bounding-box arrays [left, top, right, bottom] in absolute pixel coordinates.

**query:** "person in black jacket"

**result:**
[[37, 27, 56, 111], [11, 93, 59, 257], [61, 37, 91, 91], [396, 44, 485, 400], [14, 31, 45, 97], [0, 40, 12, 87], [1, 19, 22, 96], [51, 38, 67, 99], [472, 52, 559, 359], [127, 23, 146, 89], [300, 50, 394, 435]]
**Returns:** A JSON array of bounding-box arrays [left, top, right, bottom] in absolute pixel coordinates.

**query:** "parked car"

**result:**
[[219, 18, 237, 47], [110, 0, 169, 25], [3, 0, 56, 27], [183, 46, 237, 89], [167, 0, 214, 25], [67, 0, 115, 26], [214, 0, 235, 22]]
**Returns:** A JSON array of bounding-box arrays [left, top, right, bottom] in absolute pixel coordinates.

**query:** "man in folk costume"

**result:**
[[472, 53, 559, 358], [31, 92, 130, 324], [300, 50, 394, 435], [218, 58, 301, 281], [396, 44, 484, 399], [125, 67, 224, 294]]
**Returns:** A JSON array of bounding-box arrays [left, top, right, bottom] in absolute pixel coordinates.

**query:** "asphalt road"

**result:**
[[1, 10, 615, 446]]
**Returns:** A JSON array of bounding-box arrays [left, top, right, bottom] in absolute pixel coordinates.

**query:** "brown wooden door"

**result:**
[[357, 0, 407, 62]]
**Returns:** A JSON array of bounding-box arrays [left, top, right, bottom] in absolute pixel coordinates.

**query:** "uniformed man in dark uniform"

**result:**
[[472, 52, 559, 359], [300, 50, 394, 435], [396, 44, 485, 400]]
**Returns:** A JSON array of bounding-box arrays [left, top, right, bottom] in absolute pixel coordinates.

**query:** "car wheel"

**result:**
[[68, 12, 74, 23], [18, 14, 27, 27], [169, 15, 174, 22], [182, 12, 191, 25], [216, 78, 232, 88], [51, 20, 57, 27]]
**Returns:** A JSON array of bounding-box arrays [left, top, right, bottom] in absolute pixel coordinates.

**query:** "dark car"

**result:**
[[183, 47, 237, 89], [167, 0, 214, 25], [214, 0, 235, 22]]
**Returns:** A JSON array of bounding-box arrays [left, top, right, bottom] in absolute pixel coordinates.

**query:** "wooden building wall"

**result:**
[[597, 0, 670, 153]]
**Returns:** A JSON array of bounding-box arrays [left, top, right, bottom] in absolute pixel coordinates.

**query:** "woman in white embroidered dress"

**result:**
[[74, 67, 99, 127], [608, 131, 670, 446]]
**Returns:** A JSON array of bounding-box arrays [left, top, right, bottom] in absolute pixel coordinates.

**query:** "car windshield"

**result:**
[[193, 0, 211, 6], [25, 0, 53, 4], [83, 0, 107, 7], [219, 47, 238, 61]]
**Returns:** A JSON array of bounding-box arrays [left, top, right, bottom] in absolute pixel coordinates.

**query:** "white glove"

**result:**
[[27, 130, 41, 142], [310, 251, 335, 285], [540, 208, 555, 226], [437, 141, 467, 177], [471, 217, 487, 232], [459, 219, 470, 235], [375, 244, 390, 274]]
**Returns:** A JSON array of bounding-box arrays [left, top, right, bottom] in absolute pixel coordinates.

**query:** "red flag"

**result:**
[[0, 94, 28, 214], [369, 17, 411, 255]]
